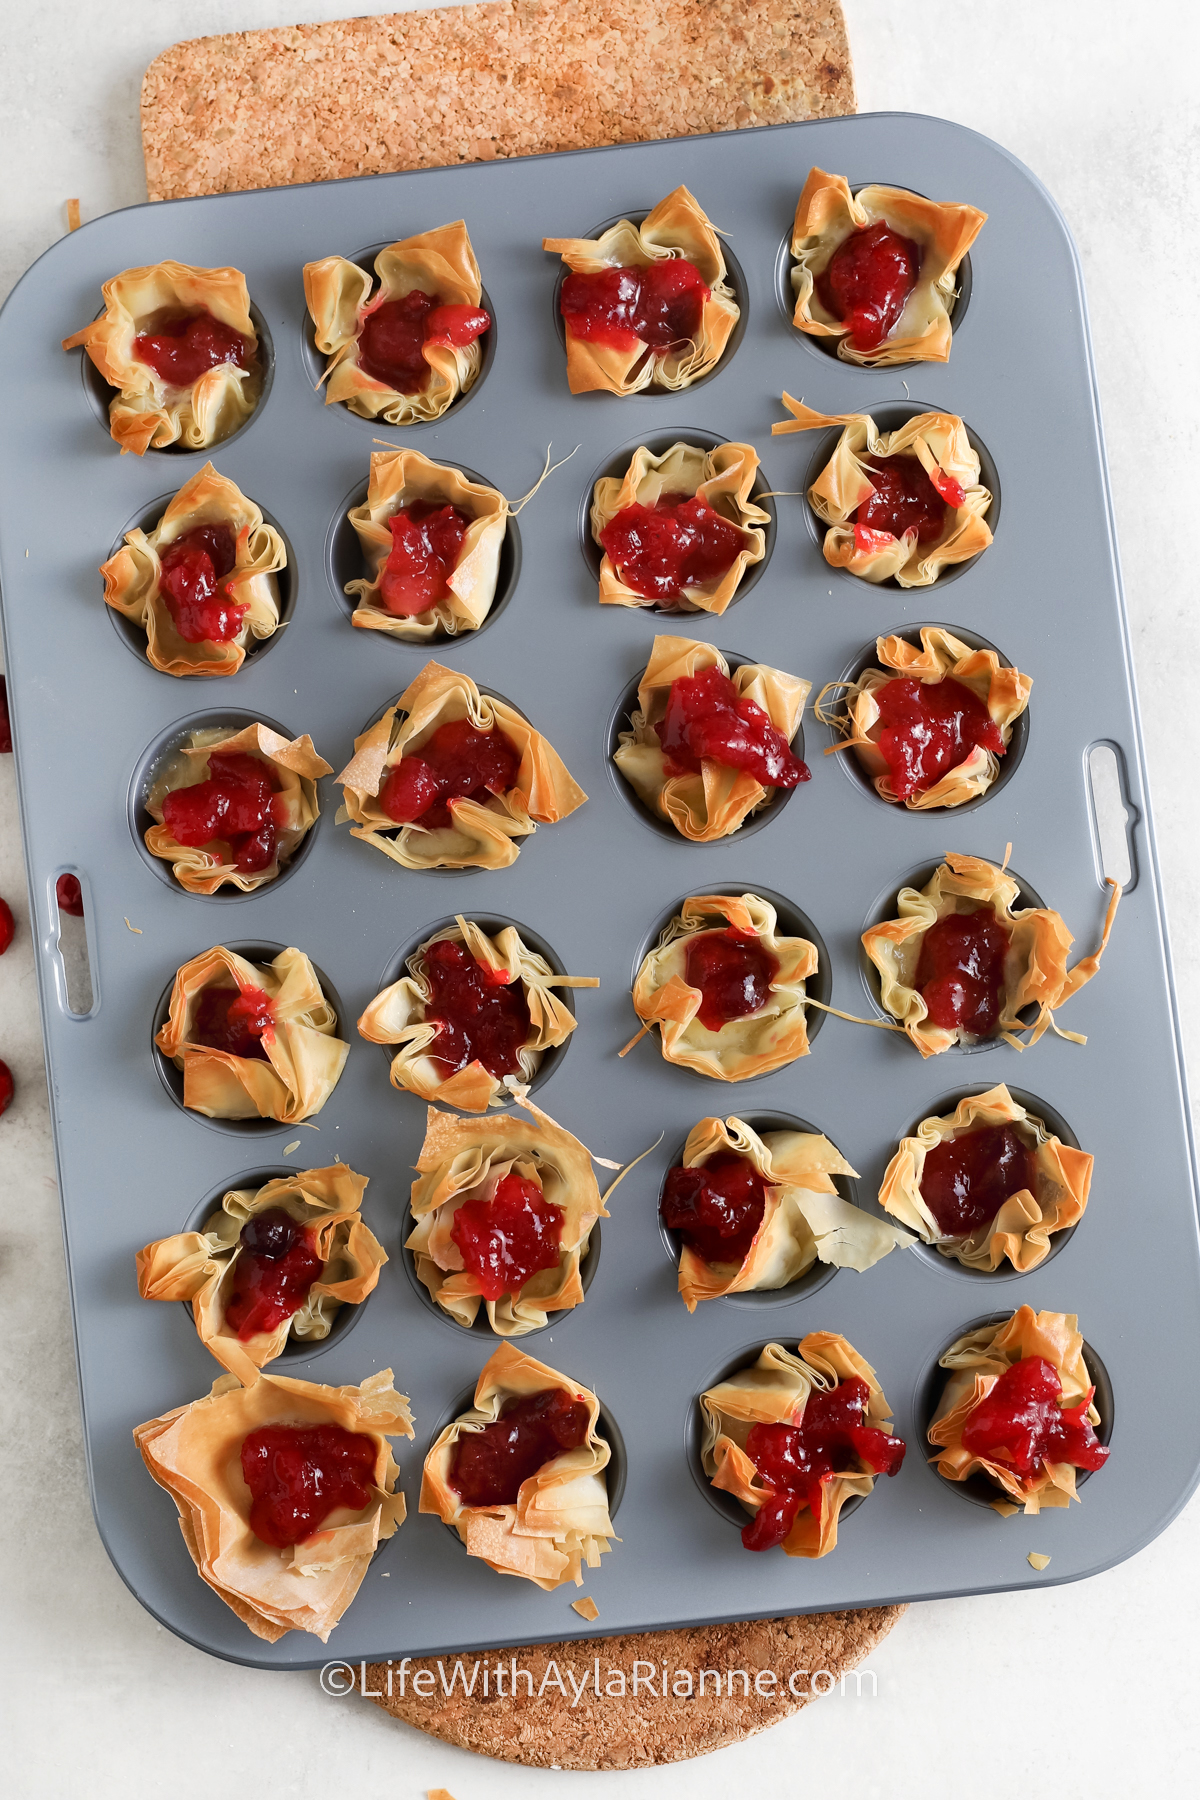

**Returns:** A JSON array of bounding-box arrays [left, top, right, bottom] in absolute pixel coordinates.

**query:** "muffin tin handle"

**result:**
[[48, 868, 97, 1018], [1086, 742, 1138, 891]]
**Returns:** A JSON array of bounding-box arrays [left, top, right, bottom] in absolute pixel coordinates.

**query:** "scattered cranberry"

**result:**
[[55, 874, 84, 917], [0, 1060, 13, 1118], [0, 898, 14, 955], [0, 675, 11, 752]]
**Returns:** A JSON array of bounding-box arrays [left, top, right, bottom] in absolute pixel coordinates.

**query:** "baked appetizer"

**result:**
[[335, 662, 586, 871], [590, 442, 767, 613], [661, 1116, 910, 1310], [862, 853, 1121, 1057], [700, 1337, 905, 1555], [64, 262, 262, 453], [342, 448, 508, 641], [134, 1367, 412, 1641], [928, 1306, 1109, 1514], [143, 722, 330, 893], [358, 916, 598, 1114], [407, 1103, 607, 1334], [773, 400, 993, 586], [627, 892, 817, 1081], [614, 635, 809, 841], [155, 945, 349, 1123], [816, 627, 1029, 810], [102, 464, 284, 677], [421, 1342, 615, 1587], [303, 222, 490, 423], [788, 168, 986, 365], [879, 1084, 1091, 1272], [544, 186, 739, 395], [135, 1164, 388, 1384]]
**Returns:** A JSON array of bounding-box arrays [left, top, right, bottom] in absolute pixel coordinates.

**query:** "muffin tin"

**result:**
[[1, 112, 1197, 1671]]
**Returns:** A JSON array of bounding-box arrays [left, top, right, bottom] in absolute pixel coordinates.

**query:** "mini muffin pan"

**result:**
[[0, 114, 1197, 1671]]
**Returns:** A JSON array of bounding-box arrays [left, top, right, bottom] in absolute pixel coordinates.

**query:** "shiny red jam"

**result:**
[[914, 908, 1011, 1038], [241, 1423, 377, 1547], [448, 1387, 590, 1506], [158, 523, 246, 644], [190, 982, 275, 1060], [357, 291, 490, 392], [161, 750, 282, 873], [742, 1378, 906, 1551], [133, 308, 253, 387], [873, 676, 1005, 802], [920, 1124, 1038, 1237], [656, 665, 810, 788], [856, 455, 946, 548], [378, 719, 521, 831], [598, 492, 743, 602], [450, 1171, 564, 1302], [224, 1208, 323, 1339], [561, 259, 710, 353], [685, 928, 778, 1033], [55, 874, 84, 917], [423, 938, 531, 1079], [379, 501, 471, 616], [660, 1150, 769, 1266], [814, 221, 921, 351], [961, 1355, 1109, 1482]]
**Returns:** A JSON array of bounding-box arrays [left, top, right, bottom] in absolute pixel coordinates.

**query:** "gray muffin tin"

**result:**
[[1, 112, 1197, 1672]]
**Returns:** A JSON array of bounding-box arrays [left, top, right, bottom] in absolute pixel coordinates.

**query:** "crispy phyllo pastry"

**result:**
[[101, 464, 284, 677], [788, 168, 986, 365], [335, 662, 586, 871], [627, 892, 817, 1080], [928, 1306, 1109, 1515], [64, 262, 262, 453], [421, 1342, 614, 1587], [661, 1116, 910, 1311], [342, 448, 508, 641], [862, 853, 1121, 1056], [815, 627, 1029, 810], [773, 400, 993, 586], [303, 221, 489, 423], [143, 722, 329, 893], [544, 186, 739, 395], [614, 635, 809, 841], [590, 442, 767, 613], [407, 1103, 607, 1334], [155, 944, 349, 1122], [136, 1164, 387, 1384], [700, 1337, 905, 1556], [134, 1368, 412, 1641], [879, 1084, 1091, 1272], [359, 917, 597, 1114]]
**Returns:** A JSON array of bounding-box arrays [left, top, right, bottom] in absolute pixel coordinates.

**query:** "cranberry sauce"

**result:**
[[357, 291, 490, 392], [241, 1423, 377, 1546], [161, 750, 282, 873], [157, 523, 245, 644], [378, 719, 521, 831], [684, 928, 778, 1033], [913, 908, 1011, 1038], [920, 1124, 1038, 1237], [448, 1387, 591, 1507], [961, 1355, 1109, 1481], [189, 982, 275, 1060], [741, 1378, 906, 1551], [873, 676, 1004, 802], [561, 259, 711, 352], [423, 938, 532, 1079], [599, 492, 743, 602], [133, 309, 253, 387], [55, 873, 84, 917], [814, 220, 921, 352], [660, 1150, 769, 1266], [224, 1208, 323, 1339], [378, 501, 471, 616], [856, 456, 947, 547], [450, 1172, 564, 1302], [656, 665, 810, 787]]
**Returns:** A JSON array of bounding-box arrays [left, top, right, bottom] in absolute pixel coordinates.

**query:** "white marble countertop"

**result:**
[[3, 2, 1199, 1789]]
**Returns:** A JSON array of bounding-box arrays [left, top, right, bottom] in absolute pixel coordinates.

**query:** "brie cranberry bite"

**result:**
[[64, 261, 262, 453], [303, 221, 490, 423], [544, 186, 740, 395], [789, 168, 986, 365]]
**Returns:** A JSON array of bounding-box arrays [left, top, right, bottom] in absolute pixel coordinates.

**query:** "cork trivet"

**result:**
[[349, 1605, 904, 1768], [140, 0, 854, 202]]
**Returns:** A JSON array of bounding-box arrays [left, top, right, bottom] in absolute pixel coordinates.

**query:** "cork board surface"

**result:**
[[141, 0, 855, 202]]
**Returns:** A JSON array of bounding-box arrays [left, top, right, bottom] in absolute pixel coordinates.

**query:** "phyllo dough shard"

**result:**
[[421, 1342, 615, 1588], [134, 1368, 413, 1641]]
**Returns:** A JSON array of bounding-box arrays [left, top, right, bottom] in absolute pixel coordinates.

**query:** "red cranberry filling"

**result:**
[[357, 291, 490, 392], [599, 492, 743, 602], [158, 522, 246, 644], [855, 456, 947, 547], [914, 909, 1011, 1038], [55, 874, 84, 917], [424, 303, 491, 347], [423, 938, 531, 1079], [379, 719, 521, 831], [224, 1208, 323, 1339], [448, 1387, 591, 1507], [561, 259, 710, 353], [873, 675, 1005, 801], [741, 1378, 906, 1551], [133, 308, 253, 387], [660, 1150, 769, 1266], [920, 1124, 1039, 1237], [656, 665, 810, 788], [161, 750, 282, 874], [241, 1422, 377, 1546], [189, 982, 275, 1060], [960, 1355, 1109, 1481], [379, 500, 471, 616], [685, 928, 779, 1032], [450, 1172, 564, 1302], [814, 220, 921, 351]]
